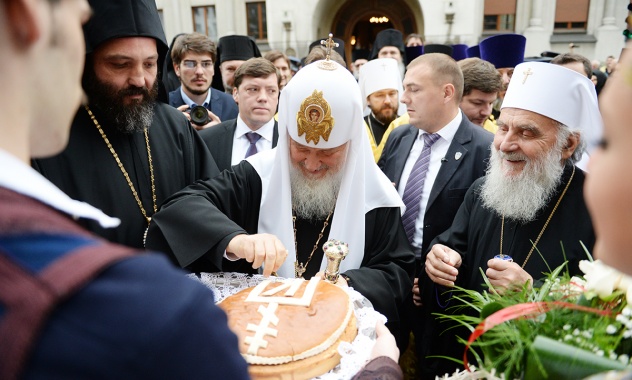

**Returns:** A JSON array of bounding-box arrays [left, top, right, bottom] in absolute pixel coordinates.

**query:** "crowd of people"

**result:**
[[0, 0, 627, 379]]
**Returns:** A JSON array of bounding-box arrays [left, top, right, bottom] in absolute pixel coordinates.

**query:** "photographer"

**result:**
[[169, 33, 238, 130], [199, 57, 281, 171]]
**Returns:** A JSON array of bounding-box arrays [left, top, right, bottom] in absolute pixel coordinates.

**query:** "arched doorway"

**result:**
[[330, 0, 423, 65]]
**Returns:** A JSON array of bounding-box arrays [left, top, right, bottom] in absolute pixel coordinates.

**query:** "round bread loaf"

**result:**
[[218, 278, 357, 380]]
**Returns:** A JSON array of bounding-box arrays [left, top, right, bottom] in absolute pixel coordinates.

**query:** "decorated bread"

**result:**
[[218, 277, 357, 380]]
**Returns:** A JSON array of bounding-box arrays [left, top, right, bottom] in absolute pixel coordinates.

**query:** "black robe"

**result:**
[[145, 161, 415, 347], [32, 104, 219, 249], [364, 114, 388, 146], [418, 164, 595, 378]]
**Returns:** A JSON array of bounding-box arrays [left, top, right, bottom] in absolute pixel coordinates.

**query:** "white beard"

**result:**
[[289, 162, 343, 220], [480, 144, 565, 224]]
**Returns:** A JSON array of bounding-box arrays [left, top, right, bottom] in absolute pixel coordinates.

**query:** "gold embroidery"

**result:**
[[296, 90, 335, 144]]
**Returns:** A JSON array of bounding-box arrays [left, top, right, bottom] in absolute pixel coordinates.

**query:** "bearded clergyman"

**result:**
[[32, 0, 219, 249], [358, 58, 404, 162], [419, 61, 601, 374], [145, 54, 415, 348]]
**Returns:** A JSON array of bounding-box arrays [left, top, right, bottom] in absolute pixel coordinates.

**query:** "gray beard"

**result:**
[[113, 102, 155, 134], [289, 162, 343, 221], [480, 144, 565, 224]]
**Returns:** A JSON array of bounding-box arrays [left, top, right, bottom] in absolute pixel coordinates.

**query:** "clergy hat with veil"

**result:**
[[501, 61, 603, 154], [359, 58, 406, 116], [83, 0, 169, 100], [246, 58, 404, 277], [212, 35, 261, 92]]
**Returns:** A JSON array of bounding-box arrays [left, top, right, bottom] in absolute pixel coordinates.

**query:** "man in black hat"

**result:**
[[351, 49, 370, 80], [370, 29, 406, 78], [213, 35, 262, 94], [33, 0, 219, 249]]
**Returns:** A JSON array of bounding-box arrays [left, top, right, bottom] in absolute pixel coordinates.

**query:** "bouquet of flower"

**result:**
[[437, 259, 632, 379]]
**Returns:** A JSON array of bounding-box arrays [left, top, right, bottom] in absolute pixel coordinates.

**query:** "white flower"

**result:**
[[606, 325, 618, 334], [579, 260, 632, 302]]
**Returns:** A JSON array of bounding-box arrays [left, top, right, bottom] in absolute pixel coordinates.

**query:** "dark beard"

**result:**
[[84, 67, 158, 134], [374, 106, 398, 125], [183, 80, 210, 96]]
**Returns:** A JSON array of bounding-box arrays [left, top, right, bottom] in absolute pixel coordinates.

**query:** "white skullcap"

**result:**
[[359, 58, 403, 110], [501, 61, 603, 152], [280, 60, 363, 149]]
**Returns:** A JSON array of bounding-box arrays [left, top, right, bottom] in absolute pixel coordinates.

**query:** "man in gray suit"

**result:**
[[377, 53, 492, 379], [199, 58, 280, 172]]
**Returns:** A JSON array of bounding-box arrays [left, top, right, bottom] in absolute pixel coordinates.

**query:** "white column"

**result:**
[[528, 0, 544, 28], [523, 0, 550, 56], [602, 0, 617, 26], [595, 0, 625, 60]]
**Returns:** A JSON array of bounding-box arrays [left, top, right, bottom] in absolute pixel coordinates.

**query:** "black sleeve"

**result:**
[[145, 161, 261, 272], [343, 207, 415, 348], [351, 356, 403, 380]]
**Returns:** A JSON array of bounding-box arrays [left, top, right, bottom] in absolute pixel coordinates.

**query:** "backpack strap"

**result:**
[[0, 243, 136, 380]]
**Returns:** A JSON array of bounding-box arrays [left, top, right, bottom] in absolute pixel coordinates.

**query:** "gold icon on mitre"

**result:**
[[297, 90, 334, 144]]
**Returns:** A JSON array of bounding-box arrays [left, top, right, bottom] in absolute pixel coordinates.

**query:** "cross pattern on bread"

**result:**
[[245, 277, 319, 306], [245, 302, 280, 355]]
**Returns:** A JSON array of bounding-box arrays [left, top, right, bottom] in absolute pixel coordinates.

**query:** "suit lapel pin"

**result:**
[[455, 152, 462, 160]]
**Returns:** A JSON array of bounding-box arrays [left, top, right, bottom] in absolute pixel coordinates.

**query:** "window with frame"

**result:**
[[246, 2, 267, 40], [554, 0, 589, 31], [192, 6, 218, 41], [483, 0, 516, 32]]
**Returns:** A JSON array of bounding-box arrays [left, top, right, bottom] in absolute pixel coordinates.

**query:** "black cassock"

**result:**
[[33, 104, 219, 249], [417, 163, 596, 378], [145, 161, 415, 347]]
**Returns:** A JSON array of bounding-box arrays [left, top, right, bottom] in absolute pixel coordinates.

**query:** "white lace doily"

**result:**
[[191, 272, 385, 380]]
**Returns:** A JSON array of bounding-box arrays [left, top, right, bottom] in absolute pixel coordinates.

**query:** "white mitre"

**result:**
[[359, 58, 405, 116], [501, 61, 603, 156], [247, 58, 403, 278]]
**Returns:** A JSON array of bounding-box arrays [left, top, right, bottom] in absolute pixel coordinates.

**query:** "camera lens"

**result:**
[[189, 105, 210, 126]]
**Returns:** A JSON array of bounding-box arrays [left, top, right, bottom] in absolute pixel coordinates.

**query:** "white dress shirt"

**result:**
[[0, 149, 119, 228], [231, 116, 275, 165], [397, 111, 462, 250]]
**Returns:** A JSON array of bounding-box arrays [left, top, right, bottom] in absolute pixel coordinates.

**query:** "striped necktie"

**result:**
[[401, 133, 441, 244]]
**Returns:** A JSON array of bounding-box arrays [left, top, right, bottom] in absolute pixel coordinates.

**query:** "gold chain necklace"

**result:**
[[499, 165, 576, 268], [85, 105, 157, 225], [292, 210, 333, 278]]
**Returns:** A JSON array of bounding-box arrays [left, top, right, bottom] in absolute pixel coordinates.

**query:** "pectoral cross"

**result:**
[[295, 261, 307, 279], [522, 68, 533, 84], [320, 33, 339, 61]]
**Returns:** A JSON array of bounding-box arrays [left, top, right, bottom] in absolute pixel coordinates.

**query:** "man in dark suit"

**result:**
[[377, 53, 493, 379], [169, 33, 238, 130], [199, 57, 280, 172]]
